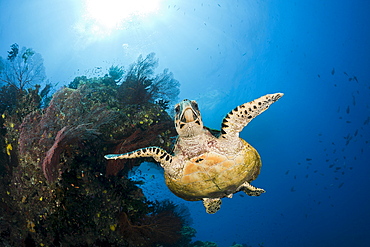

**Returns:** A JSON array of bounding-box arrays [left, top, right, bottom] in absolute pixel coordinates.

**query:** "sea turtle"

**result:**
[[105, 93, 283, 213]]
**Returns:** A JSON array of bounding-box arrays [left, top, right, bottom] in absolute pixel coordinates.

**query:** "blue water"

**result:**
[[1, 0, 369, 246]]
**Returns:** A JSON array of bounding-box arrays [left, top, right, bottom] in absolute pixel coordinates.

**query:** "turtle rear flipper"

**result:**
[[220, 93, 284, 140], [238, 181, 266, 196], [202, 198, 222, 214]]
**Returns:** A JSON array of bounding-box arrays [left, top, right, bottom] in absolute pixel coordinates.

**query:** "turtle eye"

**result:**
[[191, 101, 199, 110], [175, 105, 180, 113]]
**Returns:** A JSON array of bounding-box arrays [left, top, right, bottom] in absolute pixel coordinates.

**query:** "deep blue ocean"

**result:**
[[1, 1, 369, 246]]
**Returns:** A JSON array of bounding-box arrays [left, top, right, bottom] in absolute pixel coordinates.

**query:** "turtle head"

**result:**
[[174, 99, 204, 137]]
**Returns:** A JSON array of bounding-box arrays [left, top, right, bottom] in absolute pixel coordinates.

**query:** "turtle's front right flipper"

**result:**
[[104, 146, 173, 168]]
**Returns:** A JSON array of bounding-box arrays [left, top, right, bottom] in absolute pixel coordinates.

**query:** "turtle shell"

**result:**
[[164, 139, 261, 201]]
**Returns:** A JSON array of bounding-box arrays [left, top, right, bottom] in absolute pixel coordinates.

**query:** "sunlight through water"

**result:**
[[76, 0, 162, 39]]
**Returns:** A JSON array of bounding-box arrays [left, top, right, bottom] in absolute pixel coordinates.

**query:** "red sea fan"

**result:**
[[18, 86, 117, 182], [42, 124, 99, 182], [118, 211, 182, 246]]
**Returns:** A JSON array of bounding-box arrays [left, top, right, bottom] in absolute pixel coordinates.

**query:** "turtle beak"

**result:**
[[182, 108, 197, 123]]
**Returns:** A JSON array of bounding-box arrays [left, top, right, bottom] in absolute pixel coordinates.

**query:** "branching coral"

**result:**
[[118, 210, 182, 246], [117, 53, 180, 105], [115, 199, 191, 246], [18, 86, 117, 182], [0, 43, 46, 91], [41, 125, 99, 182], [1, 54, 189, 246]]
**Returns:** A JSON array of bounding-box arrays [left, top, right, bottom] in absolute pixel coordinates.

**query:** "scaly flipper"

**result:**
[[104, 146, 173, 168], [202, 198, 222, 214], [221, 93, 284, 140], [237, 181, 265, 197]]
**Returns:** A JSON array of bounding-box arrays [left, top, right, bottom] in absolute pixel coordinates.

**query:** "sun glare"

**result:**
[[78, 0, 161, 37]]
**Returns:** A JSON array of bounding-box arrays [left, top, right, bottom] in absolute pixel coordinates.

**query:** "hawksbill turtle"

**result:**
[[105, 93, 283, 213]]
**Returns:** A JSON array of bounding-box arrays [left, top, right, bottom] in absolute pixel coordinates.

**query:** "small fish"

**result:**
[[318, 74, 321, 78], [338, 182, 344, 188], [291, 186, 296, 192], [353, 76, 358, 82], [306, 158, 312, 161], [354, 129, 358, 136], [331, 68, 335, 75], [285, 170, 290, 175], [305, 174, 309, 178], [329, 164, 334, 168], [344, 71, 349, 76], [352, 94, 356, 106], [346, 106, 350, 114], [364, 117, 370, 125], [344, 133, 351, 140]]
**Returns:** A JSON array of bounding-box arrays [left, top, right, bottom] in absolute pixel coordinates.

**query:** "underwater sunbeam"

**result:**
[[78, 0, 161, 37]]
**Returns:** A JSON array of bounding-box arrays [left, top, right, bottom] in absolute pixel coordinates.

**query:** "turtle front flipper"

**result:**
[[104, 147, 173, 168], [237, 181, 266, 197], [221, 93, 284, 140], [202, 198, 222, 214]]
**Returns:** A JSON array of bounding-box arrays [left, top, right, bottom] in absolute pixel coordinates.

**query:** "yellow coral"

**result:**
[[6, 143, 12, 156], [27, 220, 36, 232], [110, 224, 116, 231]]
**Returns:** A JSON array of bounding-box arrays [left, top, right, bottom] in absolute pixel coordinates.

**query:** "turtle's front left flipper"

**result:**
[[221, 93, 284, 139], [104, 147, 173, 168]]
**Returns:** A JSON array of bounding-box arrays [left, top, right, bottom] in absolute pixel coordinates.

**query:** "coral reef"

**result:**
[[117, 52, 180, 106], [0, 66, 186, 246], [117, 208, 182, 246]]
